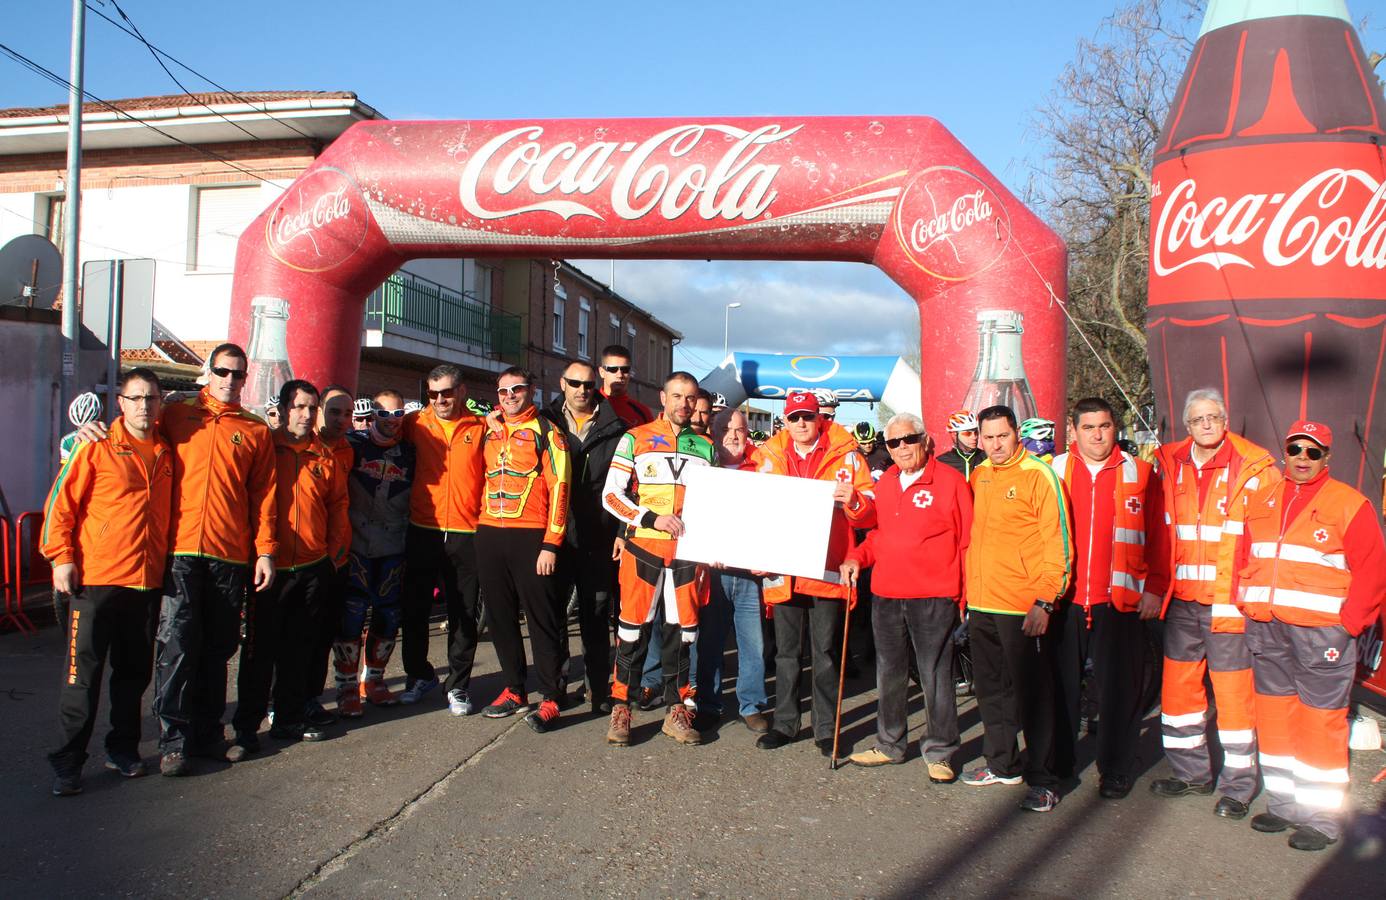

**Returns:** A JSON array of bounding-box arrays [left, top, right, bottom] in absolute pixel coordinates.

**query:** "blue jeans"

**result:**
[[695, 571, 769, 716]]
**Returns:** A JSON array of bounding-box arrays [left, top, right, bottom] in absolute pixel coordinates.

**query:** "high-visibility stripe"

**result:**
[[1222, 752, 1255, 769], [1176, 564, 1217, 581], [1164, 512, 1172, 525], [1221, 519, 1243, 535], [1163, 733, 1207, 749], [1249, 542, 1347, 569], [1218, 729, 1254, 745], [1175, 524, 1223, 542], [1259, 753, 1296, 771], [617, 625, 640, 642], [1240, 585, 1344, 615], [1161, 710, 1206, 727], [1210, 603, 1242, 619], [1296, 786, 1345, 810], [1114, 528, 1145, 545], [1293, 761, 1350, 784], [1112, 570, 1144, 593], [1263, 774, 1296, 795]]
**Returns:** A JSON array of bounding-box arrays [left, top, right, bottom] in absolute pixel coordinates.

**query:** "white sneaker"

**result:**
[[448, 689, 473, 717]]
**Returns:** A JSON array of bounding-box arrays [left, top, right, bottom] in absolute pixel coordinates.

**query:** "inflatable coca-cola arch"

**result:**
[[230, 117, 1067, 441]]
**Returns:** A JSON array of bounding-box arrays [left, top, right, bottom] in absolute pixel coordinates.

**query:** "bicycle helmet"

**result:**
[[749, 429, 768, 443], [811, 388, 839, 409], [853, 421, 878, 443], [464, 397, 491, 416], [946, 409, 978, 433], [352, 397, 374, 417], [711, 392, 729, 409], [68, 391, 103, 427], [404, 401, 424, 414], [1018, 418, 1055, 442]]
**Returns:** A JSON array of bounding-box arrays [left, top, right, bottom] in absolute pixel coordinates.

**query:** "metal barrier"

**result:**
[[0, 518, 17, 633], [5, 511, 44, 634]]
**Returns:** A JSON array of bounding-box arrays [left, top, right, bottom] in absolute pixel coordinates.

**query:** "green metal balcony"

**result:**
[[364, 270, 521, 362]]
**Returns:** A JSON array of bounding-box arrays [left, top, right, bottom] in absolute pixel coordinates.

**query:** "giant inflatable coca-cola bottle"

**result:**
[[1147, 0, 1386, 498]]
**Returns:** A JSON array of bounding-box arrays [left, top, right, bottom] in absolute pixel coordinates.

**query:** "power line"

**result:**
[[84, 1, 320, 144], [0, 42, 278, 185]]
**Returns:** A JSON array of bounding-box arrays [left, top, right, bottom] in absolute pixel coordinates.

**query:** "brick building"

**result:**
[[0, 91, 677, 409]]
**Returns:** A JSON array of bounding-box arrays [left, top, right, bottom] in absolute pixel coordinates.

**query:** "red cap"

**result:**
[[784, 391, 818, 417], [1285, 420, 1332, 449]]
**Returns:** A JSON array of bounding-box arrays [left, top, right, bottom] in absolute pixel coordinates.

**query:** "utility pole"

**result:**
[[60, 0, 85, 415]]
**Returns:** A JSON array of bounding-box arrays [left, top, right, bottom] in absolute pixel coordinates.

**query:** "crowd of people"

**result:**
[[40, 339, 1386, 854]]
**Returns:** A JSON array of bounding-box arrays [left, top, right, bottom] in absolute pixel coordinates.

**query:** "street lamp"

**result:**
[[723, 302, 742, 358]]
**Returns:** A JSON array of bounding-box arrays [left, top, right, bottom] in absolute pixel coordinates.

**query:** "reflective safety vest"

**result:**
[[1155, 432, 1277, 632], [1238, 478, 1364, 628], [1052, 449, 1151, 612]]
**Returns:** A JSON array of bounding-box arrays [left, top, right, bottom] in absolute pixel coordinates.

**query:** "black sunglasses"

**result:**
[[885, 433, 925, 450], [564, 378, 596, 390], [209, 365, 247, 381], [601, 365, 631, 374], [1285, 443, 1325, 461], [426, 388, 456, 399], [785, 412, 818, 423]]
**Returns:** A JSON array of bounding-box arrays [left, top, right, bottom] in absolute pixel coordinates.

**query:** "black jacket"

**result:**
[[545, 395, 629, 551], [936, 446, 984, 480]]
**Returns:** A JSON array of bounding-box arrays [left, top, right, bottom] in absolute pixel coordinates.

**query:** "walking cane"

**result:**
[[830, 580, 855, 770]]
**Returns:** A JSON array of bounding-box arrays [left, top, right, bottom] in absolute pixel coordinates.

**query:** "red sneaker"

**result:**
[[482, 687, 529, 718], [524, 699, 561, 733]]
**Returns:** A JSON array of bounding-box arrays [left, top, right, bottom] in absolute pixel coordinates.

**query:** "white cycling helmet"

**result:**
[[404, 401, 424, 414], [68, 392, 103, 427], [352, 397, 374, 417], [946, 409, 979, 433], [812, 388, 839, 409]]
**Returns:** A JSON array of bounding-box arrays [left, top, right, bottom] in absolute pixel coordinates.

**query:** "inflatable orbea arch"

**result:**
[[230, 117, 1066, 436]]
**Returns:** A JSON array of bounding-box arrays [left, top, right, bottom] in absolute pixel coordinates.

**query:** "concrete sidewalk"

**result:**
[[1, 617, 1384, 898]]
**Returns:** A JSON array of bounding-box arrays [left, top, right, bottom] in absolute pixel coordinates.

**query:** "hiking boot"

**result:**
[[606, 703, 632, 746], [525, 699, 561, 734], [104, 752, 147, 778], [52, 770, 83, 796], [483, 687, 528, 719], [399, 676, 439, 705], [304, 699, 337, 727], [927, 761, 957, 784], [159, 752, 190, 777], [1020, 786, 1060, 813], [962, 766, 1023, 786], [447, 689, 474, 717], [662, 704, 702, 745], [1149, 777, 1213, 798], [362, 678, 399, 707], [337, 686, 364, 719]]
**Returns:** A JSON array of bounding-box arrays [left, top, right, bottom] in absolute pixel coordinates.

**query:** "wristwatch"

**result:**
[[1033, 600, 1054, 614]]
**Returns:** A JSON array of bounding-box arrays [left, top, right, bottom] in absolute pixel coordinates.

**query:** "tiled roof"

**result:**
[[0, 91, 359, 120]]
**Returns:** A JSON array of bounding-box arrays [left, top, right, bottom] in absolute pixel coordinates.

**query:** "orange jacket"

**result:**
[[41, 417, 173, 590], [479, 408, 570, 546], [271, 431, 350, 571], [966, 446, 1074, 615], [1153, 432, 1278, 631], [404, 406, 487, 533], [161, 389, 277, 564], [756, 422, 876, 604]]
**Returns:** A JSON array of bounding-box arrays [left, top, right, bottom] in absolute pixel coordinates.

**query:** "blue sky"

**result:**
[[5, 1, 1382, 418]]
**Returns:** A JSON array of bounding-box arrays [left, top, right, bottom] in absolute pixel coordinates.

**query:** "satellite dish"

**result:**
[[0, 234, 63, 308]]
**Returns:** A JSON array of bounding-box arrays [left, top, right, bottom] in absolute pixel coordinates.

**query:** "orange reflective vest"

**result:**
[[480, 409, 570, 547], [41, 417, 173, 590], [271, 431, 350, 571], [756, 423, 876, 605], [1238, 477, 1366, 628], [1052, 449, 1153, 612], [404, 406, 486, 533], [1154, 432, 1278, 632]]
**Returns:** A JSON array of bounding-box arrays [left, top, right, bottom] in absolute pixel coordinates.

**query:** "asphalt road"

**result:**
[[2, 614, 1384, 898]]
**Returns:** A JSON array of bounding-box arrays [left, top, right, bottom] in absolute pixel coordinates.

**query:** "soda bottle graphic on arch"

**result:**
[[962, 309, 1036, 424], [1146, 0, 1386, 497]]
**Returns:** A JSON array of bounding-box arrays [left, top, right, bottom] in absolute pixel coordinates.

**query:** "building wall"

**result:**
[[0, 309, 64, 514]]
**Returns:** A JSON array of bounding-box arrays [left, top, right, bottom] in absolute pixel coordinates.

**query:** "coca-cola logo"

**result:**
[[456, 124, 800, 223], [266, 166, 370, 272], [892, 166, 1010, 281], [1152, 169, 1386, 275]]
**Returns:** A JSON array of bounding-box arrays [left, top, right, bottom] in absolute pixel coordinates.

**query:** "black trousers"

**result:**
[[873, 598, 960, 762], [771, 594, 843, 742], [306, 563, 348, 701], [970, 610, 1059, 787], [232, 562, 329, 734], [1054, 601, 1149, 779], [152, 556, 248, 753], [477, 526, 565, 701], [49, 586, 158, 771], [554, 542, 616, 704], [401, 526, 479, 692]]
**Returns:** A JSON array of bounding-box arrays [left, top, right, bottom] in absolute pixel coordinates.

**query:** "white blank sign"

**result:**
[[676, 465, 835, 579]]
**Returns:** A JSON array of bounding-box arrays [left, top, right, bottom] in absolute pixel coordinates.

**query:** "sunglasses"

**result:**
[[1285, 443, 1325, 460], [819, 413, 836, 421], [426, 388, 456, 400], [601, 365, 632, 374], [886, 433, 925, 450], [497, 383, 530, 397], [374, 408, 407, 418], [564, 378, 596, 390], [956, 429, 978, 437], [209, 365, 247, 381], [785, 412, 818, 424]]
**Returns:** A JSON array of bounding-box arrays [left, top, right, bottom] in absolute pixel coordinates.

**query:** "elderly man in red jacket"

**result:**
[[840, 413, 972, 782]]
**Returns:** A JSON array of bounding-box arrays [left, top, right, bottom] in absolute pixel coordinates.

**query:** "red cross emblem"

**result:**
[[1303, 423, 1317, 432], [1324, 647, 1340, 662], [912, 489, 934, 509], [1216, 497, 1228, 516], [1125, 497, 1142, 514], [835, 468, 852, 483], [1314, 528, 1329, 544]]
